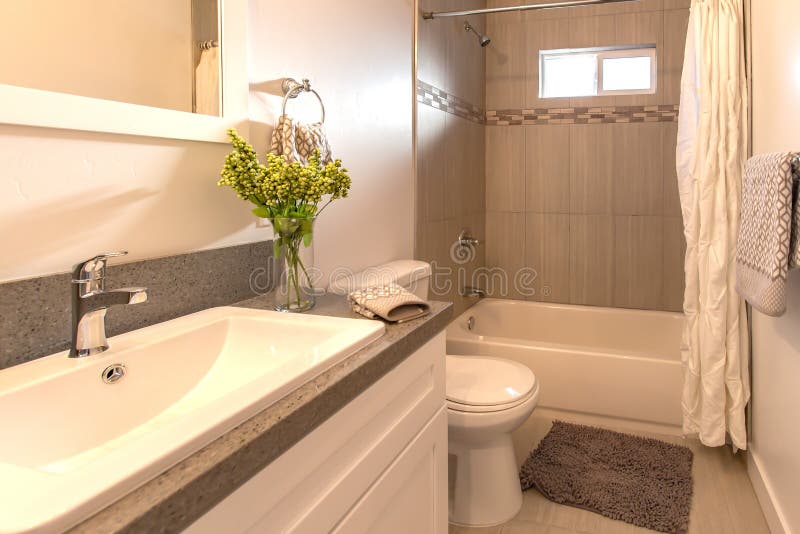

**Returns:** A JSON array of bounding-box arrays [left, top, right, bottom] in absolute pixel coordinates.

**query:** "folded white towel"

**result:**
[[270, 114, 332, 165], [348, 283, 430, 323], [736, 152, 800, 316]]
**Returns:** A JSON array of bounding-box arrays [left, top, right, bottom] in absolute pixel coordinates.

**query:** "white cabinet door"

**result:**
[[332, 408, 447, 534], [186, 333, 446, 534]]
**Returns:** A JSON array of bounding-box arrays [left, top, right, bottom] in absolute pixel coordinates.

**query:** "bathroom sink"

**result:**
[[0, 306, 384, 533]]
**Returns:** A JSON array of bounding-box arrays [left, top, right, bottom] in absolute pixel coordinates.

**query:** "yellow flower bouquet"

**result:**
[[218, 129, 351, 311]]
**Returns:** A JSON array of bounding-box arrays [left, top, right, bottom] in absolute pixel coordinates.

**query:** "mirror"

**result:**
[[0, 0, 247, 142], [1, 1, 221, 116]]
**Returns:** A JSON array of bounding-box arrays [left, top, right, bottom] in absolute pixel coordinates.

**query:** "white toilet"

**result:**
[[330, 260, 541, 526], [446, 355, 539, 526]]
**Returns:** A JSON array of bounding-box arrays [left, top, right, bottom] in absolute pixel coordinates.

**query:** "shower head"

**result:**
[[464, 22, 491, 47]]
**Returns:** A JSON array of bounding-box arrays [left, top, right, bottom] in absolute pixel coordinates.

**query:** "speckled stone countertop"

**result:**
[[69, 293, 452, 534]]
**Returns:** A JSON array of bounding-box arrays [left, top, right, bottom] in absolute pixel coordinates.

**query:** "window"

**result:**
[[539, 46, 657, 98]]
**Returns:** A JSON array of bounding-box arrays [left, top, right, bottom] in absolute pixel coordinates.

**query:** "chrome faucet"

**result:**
[[69, 252, 148, 358]]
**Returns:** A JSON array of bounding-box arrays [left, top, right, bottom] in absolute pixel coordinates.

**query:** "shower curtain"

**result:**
[[676, 0, 749, 450]]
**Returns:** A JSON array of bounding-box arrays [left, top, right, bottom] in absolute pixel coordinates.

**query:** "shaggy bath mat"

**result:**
[[519, 421, 694, 534]]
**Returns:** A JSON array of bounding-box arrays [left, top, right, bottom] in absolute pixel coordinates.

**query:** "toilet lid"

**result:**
[[446, 355, 536, 407]]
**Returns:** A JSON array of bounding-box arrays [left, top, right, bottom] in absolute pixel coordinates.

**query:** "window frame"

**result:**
[[539, 45, 658, 99]]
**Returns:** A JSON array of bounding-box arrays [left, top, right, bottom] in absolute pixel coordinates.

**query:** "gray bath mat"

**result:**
[[519, 421, 694, 534]]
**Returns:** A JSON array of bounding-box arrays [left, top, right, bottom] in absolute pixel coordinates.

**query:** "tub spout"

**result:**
[[461, 286, 486, 298]]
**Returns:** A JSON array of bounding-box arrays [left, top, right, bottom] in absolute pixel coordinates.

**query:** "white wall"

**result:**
[[0, 0, 414, 283], [0, 126, 263, 282], [0, 1, 194, 113], [247, 0, 415, 279], [749, 2, 800, 532]]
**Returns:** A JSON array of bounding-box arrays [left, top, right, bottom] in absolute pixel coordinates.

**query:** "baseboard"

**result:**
[[747, 449, 791, 534]]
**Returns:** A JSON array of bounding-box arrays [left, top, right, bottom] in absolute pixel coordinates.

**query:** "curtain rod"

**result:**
[[422, 0, 638, 19]]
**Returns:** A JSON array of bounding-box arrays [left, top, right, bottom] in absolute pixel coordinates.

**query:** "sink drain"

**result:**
[[101, 364, 126, 384]]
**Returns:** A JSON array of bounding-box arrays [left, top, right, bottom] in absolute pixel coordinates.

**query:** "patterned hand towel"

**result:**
[[736, 152, 800, 316], [270, 114, 332, 165], [348, 283, 431, 323]]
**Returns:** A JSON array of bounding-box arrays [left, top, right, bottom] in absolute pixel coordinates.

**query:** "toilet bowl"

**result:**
[[446, 355, 539, 527], [331, 260, 540, 526]]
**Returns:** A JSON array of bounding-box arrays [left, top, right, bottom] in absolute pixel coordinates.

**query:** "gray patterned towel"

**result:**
[[348, 283, 430, 323], [736, 152, 800, 316], [270, 114, 332, 165]]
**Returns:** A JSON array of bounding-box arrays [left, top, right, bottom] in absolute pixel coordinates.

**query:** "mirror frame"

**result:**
[[0, 0, 247, 143]]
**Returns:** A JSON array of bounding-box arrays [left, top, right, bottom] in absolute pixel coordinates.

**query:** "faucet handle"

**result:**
[[72, 251, 128, 286], [457, 229, 480, 247]]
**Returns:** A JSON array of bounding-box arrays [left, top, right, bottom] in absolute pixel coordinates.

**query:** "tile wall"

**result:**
[[484, 0, 690, 311], [416, 0, 488, 316]]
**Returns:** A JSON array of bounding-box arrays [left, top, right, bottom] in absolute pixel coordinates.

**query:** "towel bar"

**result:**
[[280, 78, 326, 123]]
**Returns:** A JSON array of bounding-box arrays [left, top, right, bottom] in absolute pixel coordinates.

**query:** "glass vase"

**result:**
[[271, 216, 316, 312]]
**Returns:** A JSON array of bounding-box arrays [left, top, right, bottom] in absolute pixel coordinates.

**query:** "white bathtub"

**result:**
[[446, 299, 684, 430]]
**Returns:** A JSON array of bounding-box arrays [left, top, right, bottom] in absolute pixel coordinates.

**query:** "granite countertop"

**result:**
[[70, 293, 453, 533]]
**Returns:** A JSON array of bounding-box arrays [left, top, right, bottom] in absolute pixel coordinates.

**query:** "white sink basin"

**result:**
[[0, 306, 384, 533]]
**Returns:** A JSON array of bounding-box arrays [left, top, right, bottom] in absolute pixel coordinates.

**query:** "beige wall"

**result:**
[[484, 0, 689, 311], [0, 0, 415, 283], [0, 125, 259, 282], [249, 0, 415, 281], [0, 1, 194, 113], [749, 1, 800, 532], [416, 0, 487, 316]]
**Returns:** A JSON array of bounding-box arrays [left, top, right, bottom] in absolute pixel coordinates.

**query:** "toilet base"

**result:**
[[449, 432, 522, 526]]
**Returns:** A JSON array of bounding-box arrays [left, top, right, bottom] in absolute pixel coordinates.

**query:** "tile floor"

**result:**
[[449, 415, 769, 534]]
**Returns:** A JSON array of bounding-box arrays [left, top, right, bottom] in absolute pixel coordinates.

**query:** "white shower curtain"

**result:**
[[676, 0, 749, 450]]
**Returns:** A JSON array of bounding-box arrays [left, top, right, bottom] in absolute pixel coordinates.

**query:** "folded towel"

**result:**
[[270, 114, 332, 165], [736, 152, 800, 316], [348, 283, 431, 323]]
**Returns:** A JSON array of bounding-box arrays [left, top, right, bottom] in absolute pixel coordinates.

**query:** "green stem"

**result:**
[[276, 222, 315, 311], [285, 249, 293, 309], [297, 254, 312, 291], [285, 238, 304, 310], [288, 243, 299, 308], [283, 256, 290, 306], [315, 199, 333, 217]]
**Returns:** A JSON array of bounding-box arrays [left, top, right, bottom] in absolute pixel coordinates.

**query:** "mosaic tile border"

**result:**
[[416, 80, 485, 124], [486, 105, 679, 125], [416, 80, 679, 125]]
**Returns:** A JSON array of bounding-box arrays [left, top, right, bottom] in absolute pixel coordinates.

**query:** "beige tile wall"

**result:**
[[484, 0, 689, 311], [418, 0, 487, 106], [416, 0, 487, 316]]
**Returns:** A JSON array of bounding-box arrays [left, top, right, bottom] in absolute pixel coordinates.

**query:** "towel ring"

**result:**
[[281, 78, 326, 123]]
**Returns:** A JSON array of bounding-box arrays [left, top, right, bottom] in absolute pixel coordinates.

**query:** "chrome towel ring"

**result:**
[[281, 78, 326, 123]]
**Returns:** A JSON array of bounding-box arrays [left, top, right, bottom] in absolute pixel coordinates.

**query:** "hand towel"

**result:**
[[736, 152, 800, 316], [194, 47, 220, 116], [348, 283, 431, 323], [270, 115, 332, 165]]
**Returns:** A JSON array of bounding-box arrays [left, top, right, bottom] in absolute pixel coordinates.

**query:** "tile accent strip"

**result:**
[[416, 79, 485, 124], [0, 241, 272, 369], [416, 79, 679, 125], [485, 105, 680, 125]]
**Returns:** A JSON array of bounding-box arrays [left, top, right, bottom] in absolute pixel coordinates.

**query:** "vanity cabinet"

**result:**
[[186, 333, 447, 534]]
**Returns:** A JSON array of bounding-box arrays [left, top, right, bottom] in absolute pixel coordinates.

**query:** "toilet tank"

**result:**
[[328, 260, 432, 299]]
